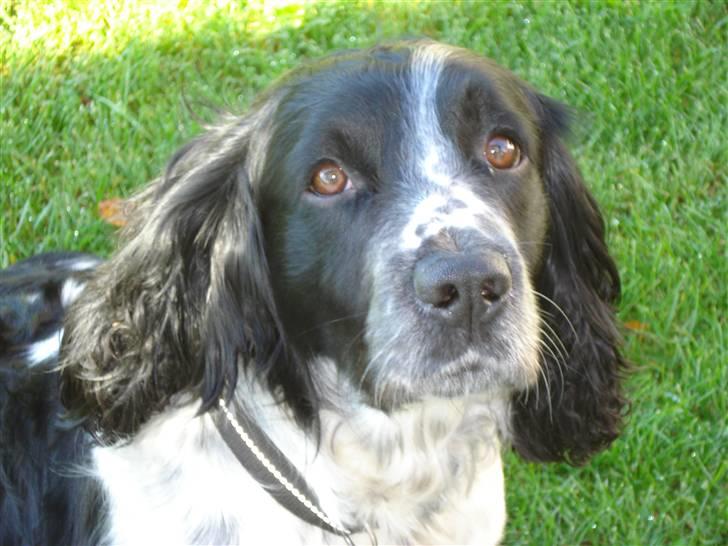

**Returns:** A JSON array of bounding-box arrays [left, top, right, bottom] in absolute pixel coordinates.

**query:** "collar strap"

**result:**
[[213, 398, 356, 543]]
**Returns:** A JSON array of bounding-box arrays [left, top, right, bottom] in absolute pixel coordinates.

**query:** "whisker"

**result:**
[[358, 328, 402, 393], [537, 326, 567, 412], [532, 289, 578, 340], [290, 311, 369, 340], [539, 363, 553, 421], [539, 319, 569, 367]]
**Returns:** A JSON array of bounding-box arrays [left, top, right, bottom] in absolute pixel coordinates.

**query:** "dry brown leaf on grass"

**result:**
[[98, 198, 130, 227], [624, 320, 649, 333]]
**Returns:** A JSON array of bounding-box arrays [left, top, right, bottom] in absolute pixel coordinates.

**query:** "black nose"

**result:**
[[413, 251, 512, 324]]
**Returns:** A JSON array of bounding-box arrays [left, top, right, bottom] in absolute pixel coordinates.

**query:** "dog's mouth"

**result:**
[[361, 349, 496, 409], [418, 350, 500, 399], [359, 339, 541, 410], [433, 349, 488, 379]]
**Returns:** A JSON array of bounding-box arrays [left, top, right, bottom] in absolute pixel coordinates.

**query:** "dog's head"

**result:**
[[61, 40, 627, 464]]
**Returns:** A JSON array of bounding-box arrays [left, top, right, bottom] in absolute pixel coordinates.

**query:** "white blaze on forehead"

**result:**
[[400, 44, 514, 252], [409, 43, 457, 188], [421, 148, 454, 188]]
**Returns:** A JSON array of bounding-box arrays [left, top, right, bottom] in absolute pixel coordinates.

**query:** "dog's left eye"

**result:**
[[484, 135, 521, 170], [309, 162, 351, 196]]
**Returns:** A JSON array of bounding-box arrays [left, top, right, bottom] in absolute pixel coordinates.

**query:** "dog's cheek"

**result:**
[[498, 171, 548, 271]]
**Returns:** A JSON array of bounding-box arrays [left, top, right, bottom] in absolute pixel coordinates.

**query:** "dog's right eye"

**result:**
[[309, 161, 351, 196], [484, 134, 521, 170]]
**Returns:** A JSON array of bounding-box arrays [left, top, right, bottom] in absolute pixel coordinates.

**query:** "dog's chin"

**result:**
[[367, 350, 538, 411]]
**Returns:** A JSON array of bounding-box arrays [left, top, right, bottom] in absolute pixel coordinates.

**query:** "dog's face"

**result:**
[[61, 40, 626, 464], [259, 43, 549, 406]]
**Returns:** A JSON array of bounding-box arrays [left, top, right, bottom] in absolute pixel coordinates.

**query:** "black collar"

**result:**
[[213, 398, 358, 544]]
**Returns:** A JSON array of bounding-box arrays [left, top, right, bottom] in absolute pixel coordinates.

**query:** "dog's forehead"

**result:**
[[277, 43, 528, 178], [285, 42, 522, 130]]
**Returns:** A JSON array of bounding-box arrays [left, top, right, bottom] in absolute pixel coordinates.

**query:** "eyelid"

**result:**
[[488, 126, 523, 146]]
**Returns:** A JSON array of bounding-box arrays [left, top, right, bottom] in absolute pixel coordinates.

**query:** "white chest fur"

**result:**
[[317, 397, 508, 545], [93, 395, 508, 545]]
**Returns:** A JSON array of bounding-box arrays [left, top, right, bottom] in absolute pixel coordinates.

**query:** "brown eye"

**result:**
[[484, 135, 520, 169], [310, 162, 350, 195]]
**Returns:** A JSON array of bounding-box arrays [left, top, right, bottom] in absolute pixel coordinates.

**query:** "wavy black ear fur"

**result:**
[[511, 95, 629, 465], [59, 107, 311, 441]]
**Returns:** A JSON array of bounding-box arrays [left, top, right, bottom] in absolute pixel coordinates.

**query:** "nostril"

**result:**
[[480, 282, 497, 303], [480, 273, 511, 304], [434, 284, 459, 308], [414, 257, 462, 309]]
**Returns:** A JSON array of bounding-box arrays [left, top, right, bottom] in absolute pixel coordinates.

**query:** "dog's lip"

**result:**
[[433, 350, 487, 378]]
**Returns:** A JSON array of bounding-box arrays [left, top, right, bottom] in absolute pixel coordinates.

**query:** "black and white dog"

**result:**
[[0, 41, 627, 545]]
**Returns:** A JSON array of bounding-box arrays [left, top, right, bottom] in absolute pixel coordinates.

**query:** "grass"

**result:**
[[1, 0, 726, 543]]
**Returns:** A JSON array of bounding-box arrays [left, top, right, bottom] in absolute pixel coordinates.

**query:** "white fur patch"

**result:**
[[410, 43, 456, 189], [61, 278, 86, 308], [69, 257, 100, 271], [399, 185, 511, 251], [26, 329, 63, 366], [94, 403, 314, 545], [400, 44, 508, 252], [318, 391, 509, 544]]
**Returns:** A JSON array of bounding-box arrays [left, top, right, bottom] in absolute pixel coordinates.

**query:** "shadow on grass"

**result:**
[[3, 1, 481, 262]]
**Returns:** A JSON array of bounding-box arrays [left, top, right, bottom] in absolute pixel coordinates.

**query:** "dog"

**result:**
[[0, 40, 627, 545]]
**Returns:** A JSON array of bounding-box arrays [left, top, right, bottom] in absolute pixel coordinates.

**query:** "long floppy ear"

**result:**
[[60, 108, 302, 441], [511, 96, 628, 465]]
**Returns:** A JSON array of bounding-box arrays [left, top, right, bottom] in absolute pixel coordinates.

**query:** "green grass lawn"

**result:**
[[1, 1, 725, 543]]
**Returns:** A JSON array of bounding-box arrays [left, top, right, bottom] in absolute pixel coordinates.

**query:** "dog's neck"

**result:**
[[93, 378, 509, 545], [236, 370, 511, 544], [318, 396, 509, 544]]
